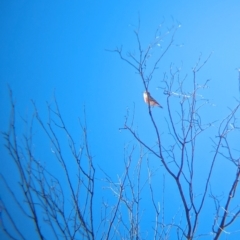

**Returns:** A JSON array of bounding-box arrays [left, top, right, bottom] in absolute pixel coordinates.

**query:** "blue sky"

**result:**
[[0, 1, 240, 239]]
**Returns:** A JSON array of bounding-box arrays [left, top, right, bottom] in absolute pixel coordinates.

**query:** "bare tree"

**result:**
[[111, 22, 240, 239], [1, 88, 95, 240]]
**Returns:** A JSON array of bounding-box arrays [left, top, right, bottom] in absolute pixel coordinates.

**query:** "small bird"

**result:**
[[143, 91, 163, 108]]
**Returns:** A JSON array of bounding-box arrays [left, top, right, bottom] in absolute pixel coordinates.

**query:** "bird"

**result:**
[[143, 91, 163, 108]]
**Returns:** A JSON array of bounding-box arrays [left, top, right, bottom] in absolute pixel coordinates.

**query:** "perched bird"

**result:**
[[143, 91, 163, 108]]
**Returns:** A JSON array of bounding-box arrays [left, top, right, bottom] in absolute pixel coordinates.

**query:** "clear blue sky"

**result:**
[[0, 1, 240, 239]]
